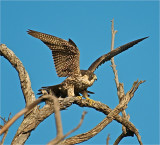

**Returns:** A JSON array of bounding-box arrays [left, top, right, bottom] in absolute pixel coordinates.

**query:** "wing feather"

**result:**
[[88, 37, 149, 72], [27, 30, 80, 77]]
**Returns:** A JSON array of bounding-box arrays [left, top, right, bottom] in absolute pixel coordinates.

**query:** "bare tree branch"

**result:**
[[110, 18, 119, 88], [53, 96, 63, 139], [60, 80, 144, 145], [0, 96, 44, 135], [47, 94, 64, 145], [0, 92, 142, 144], [113, 129, 134, 145], [114, 133, 126, 145], [0, 86, 143, 144], [0, 113, 11, 145], [0, 44, 36, 106], [106, 134, 110, 145], [110, 19, 129, 135], [4, 92, 143, 144], [48, 111, 87, 145]]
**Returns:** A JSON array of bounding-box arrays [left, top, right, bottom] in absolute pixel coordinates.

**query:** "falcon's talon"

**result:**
[[77, 96, 83, 100], [85, 97, 95, 105]]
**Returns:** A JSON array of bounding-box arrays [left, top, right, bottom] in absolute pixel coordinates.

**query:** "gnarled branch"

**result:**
[[59, 80, 144, 145], [0, 44, 36, 106]]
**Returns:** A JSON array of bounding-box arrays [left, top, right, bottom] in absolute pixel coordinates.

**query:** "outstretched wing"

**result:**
[[27, 30, 80, 77], [88, 37, 148, 72]]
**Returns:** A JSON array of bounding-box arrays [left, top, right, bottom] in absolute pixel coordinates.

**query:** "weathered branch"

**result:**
[[0, 95, 52, 135], [1, 93, 143, 144], [114, 133, 126, 145], [0, 44, 39, 144], [110, 19, 129, 135], [0, 114, 11, 145], [110, 18, 119, 88], [106, 134, 110, 145], [60, 80, 144, 145], [53, 96, 63, 139], [1, 91, 143, 144], [48, 111, 87, 145], [0, 44, 36, 106], [113, 129, 134, 145], [47, 94, 64, 145], [1, 94, 142, 137]]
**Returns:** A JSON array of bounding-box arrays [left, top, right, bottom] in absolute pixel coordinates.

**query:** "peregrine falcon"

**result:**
[[27, 30, 147, 99]]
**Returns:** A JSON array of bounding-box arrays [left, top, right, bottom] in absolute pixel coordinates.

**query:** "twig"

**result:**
[[110, 18, 119, 88], [113, 133, 126, 145], [47, 95, 63, 145], [0, 114, 11, 145], [106, 134, 110, 145], [110, 19, 128, 134], [61, 111, 87, 140], [48, 111, 87, 145], [113, 128, 134, 145], [53, 96, 63, 139], [0, 130, 8, 145]]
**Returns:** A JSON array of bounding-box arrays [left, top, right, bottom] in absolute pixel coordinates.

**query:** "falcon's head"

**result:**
[[80, 70, 97, 86]]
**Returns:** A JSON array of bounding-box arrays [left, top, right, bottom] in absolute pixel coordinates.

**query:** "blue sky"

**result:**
[[0, 1, 159, 144]]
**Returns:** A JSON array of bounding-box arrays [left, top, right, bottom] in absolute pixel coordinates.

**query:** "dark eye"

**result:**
[[88, 74, 93, 81]]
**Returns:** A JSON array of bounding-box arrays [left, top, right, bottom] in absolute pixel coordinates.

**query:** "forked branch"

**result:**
[[60, 80, 144, 145], [110, 19, 130, 136], [0, 113, 11, 145]]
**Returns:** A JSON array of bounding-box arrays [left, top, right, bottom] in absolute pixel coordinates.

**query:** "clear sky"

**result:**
[[0, 1, 159, 145]]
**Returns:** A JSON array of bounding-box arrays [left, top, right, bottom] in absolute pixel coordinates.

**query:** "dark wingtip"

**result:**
[[69, 38, 77, 47], [132, 36, 149, 46], [139, 36, 149, 42], [27, 29, 34, 34], [88, 36, 149, 72], [135, 36, 149, 43], [141, 36, 149, 40]]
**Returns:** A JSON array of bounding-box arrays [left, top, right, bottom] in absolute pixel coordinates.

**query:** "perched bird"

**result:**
[[27, 30, 148, 101]]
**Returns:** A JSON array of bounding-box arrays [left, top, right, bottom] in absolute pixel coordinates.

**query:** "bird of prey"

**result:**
[[28, 30, 148, 101]]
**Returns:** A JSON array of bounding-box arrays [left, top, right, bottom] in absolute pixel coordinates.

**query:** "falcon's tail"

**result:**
[[37, 84, 67, 98], [37, 85, 95, 98]]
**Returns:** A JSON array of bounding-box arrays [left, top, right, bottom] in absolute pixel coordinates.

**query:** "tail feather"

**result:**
[[37, 84, 67, 98]]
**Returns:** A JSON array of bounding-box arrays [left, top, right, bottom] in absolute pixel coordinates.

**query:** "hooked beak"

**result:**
[[94, 75, 97, 81]]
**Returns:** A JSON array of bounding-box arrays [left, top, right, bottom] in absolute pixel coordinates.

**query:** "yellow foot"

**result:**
[[77, 96, 83, 100], [85, 97, 95, 105]]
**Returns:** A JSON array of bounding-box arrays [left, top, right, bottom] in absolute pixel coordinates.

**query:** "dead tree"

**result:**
[[0, 19, 146, 145]]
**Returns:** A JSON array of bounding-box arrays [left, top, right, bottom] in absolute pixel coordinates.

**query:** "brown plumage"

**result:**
[[28, 30, 80, 77], [88, 37, 148, 72], [27, 29, 148, 98]]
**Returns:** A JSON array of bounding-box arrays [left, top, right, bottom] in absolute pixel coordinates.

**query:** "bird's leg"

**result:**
[[67, 85, 75, 97], [81, 90, 95, 105]]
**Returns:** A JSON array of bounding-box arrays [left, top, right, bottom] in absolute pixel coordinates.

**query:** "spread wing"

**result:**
[[88, 37, 148, 72], [27, 30, 80, 77]]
